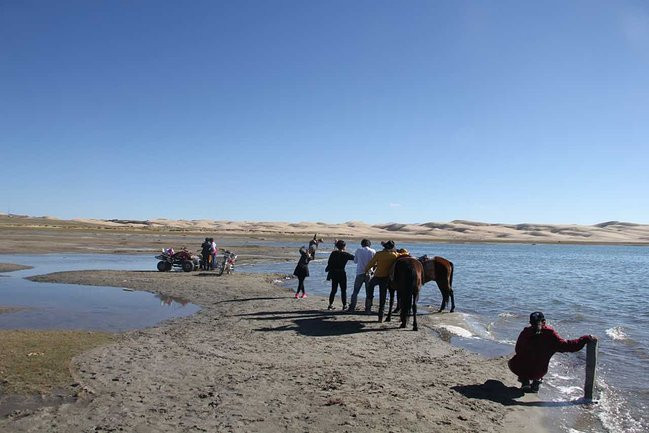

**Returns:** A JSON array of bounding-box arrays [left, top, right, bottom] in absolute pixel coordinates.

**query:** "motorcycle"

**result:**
[[215, 250, 237, 276], [155, 248, 200, 272]]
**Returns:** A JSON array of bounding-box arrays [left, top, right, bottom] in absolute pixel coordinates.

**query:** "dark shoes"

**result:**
[[520, 379, 542, 393]]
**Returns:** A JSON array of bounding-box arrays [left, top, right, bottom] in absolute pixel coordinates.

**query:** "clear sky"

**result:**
[[1, 1, 648, 224]]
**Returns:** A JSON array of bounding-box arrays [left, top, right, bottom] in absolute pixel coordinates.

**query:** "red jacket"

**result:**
[[508, 325, 590, 380]]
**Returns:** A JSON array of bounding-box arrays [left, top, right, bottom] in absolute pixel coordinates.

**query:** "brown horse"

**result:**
[[387, 255, 455, 331], [419, 255, 455, 313], [391, 256, 424, 331]]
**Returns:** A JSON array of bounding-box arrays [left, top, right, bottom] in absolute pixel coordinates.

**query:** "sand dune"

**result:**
[[2, 214, 648, 244]]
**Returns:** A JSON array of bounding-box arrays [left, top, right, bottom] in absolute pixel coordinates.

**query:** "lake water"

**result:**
[[1, 244, 647, 433], [245, 243, 649, 433], [0, 253, 200, 332]]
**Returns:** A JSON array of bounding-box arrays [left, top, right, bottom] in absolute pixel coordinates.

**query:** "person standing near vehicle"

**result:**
[[347, 239, 375, 312], [508, 311, 597, 393], [210, 238, 218, 270], [200, 237, 212, 270], [363, 240, 398, 315], [325, 240, 355, 310], [293, 246, 314, 298]]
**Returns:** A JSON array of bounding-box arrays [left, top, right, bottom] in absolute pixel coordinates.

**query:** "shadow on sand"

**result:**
[[452, 379, 584, 407], [237, 309, 392, 337], [215, 296, 287, 304]]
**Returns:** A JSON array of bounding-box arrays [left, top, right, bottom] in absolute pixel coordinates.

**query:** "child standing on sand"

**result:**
[[293, 246, 314, 298]]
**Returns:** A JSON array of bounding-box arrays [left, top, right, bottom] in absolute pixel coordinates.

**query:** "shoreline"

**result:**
[[1, 270, 549, 432], [1, 227, 648, 259]]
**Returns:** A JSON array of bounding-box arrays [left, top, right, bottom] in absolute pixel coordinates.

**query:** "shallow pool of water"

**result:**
[[0, 253, 200, 332]]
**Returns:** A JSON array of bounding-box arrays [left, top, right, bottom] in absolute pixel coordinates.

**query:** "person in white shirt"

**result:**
[[347, 239, 376, 312], [210, 238, 218, 270]]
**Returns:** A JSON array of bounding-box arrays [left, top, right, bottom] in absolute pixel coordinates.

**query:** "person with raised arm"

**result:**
[[293, 245, 314, 299], [324, 240, 355, 310], [509, 311, 597, 393]]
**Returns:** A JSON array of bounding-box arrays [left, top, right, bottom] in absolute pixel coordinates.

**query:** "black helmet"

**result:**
[[361, 239, 371, 247], [335, 239, 346, 249], [381, 240, 395, 250], [529, 311, 545, 325]]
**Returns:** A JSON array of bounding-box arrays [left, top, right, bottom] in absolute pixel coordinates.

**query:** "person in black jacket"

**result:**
[[293, 246, 314, 298], [200, 237, 212, 270], [325, 240, 355, 310]]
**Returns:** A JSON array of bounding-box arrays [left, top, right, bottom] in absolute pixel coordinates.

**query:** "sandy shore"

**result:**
[[0, 263, 32, 273], [1, 270, 548, 433]]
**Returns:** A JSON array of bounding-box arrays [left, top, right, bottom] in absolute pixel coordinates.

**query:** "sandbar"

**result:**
[[1, 270, 548, 432]]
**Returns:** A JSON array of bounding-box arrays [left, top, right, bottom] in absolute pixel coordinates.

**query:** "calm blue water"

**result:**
[[0, 253, 200, 332], [245, 243, 649, 433]]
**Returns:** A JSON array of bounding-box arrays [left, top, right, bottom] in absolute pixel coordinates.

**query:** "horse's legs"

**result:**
[[412, 291, 418, 331], [399, 288, 408, 328], [386, 287, 394, 322], [393, 290, 400, 314], [438, 286, 447, 312], [400, 308, 408, 328], [440, 293, 450, 312], [378, 280, 388, 322], [449, 291, 455, 313]]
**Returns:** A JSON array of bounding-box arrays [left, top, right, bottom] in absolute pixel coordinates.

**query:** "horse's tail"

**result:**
[[398, 260, 417, 325]]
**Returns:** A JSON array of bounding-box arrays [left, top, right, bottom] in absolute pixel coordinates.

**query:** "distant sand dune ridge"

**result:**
[[2, 214, 648, 244]]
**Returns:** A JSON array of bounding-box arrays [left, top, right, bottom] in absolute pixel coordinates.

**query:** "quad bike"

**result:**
[[155, 248, 200, 272], [214, 250, 237, 276]]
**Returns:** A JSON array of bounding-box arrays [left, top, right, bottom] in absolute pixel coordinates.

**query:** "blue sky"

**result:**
[[1, 1, 648, 224]]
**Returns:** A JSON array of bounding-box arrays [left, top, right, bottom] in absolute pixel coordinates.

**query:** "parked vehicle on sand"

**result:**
[[215, 250, 238, 276], [156, 248, 200, 272]]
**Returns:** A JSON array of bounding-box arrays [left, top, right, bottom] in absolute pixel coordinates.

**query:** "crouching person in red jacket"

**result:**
[[508, 311, 597, 393]]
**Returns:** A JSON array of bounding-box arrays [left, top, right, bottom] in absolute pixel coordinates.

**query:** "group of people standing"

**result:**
[[293, 236, 409, 313], [292, 235, 597, 394], [200, 237, 218, 270]]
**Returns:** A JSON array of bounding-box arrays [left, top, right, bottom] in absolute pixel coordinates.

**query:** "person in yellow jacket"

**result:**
[[363, 240, 398, 315]]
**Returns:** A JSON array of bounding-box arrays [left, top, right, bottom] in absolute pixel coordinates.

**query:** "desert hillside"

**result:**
[[1, 214, 648, 245]]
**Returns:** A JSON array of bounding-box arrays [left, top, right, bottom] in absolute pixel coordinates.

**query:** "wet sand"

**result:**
[[2, 270, 548, 433], [0, 263, 32, 273]]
